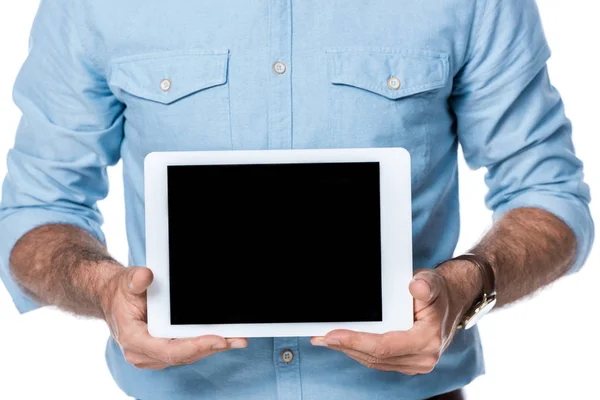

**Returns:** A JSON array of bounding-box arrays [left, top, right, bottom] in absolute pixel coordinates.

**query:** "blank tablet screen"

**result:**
[[167, 162, 382, 325]]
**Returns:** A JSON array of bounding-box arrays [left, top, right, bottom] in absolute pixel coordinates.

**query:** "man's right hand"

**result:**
[[100, 266, 248, 370]]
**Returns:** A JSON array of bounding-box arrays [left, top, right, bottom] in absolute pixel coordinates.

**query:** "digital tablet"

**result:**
[[144, 148, 413, 338]]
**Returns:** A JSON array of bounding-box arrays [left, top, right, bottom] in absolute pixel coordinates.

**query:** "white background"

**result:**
[[0, 2, 598, 399]]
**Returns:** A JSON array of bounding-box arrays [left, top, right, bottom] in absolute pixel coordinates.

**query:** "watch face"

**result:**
[[464, 297, 497, 330]]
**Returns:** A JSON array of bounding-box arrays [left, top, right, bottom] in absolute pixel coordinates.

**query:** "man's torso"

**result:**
[[84, 1, 482, 398]]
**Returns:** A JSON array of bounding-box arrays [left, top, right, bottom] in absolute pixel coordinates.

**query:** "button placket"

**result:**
[[274, 337, 302, 400], [267, 0, 293, 150], [269, 1, 299, 393]]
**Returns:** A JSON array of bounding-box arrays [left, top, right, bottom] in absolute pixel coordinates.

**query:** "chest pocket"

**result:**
[[109, 50, 232, 153], [327, 49, 449, 188]]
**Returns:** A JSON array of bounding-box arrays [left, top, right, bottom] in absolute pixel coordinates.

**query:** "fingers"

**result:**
[[124, 267, 154, 295], [135, 334, 228, 363], [112, 267, 251, 369], [134, 361, 170, 370], [325, 345, 439, 375], [410, 269, 445, 313], [345, 352, 434, 375], [113, 267, 250, 369], [311, 330, 419, 358], [226, 338, 249, 349], [332, 346, 438, 370], [120, 332, 248, 369], [121, 349, 169, 370], [311, 328, 440, 375]]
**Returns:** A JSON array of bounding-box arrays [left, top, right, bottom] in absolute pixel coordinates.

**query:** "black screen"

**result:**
[[167, 162, 382, 325]]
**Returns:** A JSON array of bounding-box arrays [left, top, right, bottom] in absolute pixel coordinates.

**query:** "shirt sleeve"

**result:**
[[451, 0, 594, 273], [0, 0, 124, 313]]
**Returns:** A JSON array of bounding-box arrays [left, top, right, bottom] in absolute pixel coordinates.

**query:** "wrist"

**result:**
[[92, 261, 125, 319], [436, 259, 485, 317]]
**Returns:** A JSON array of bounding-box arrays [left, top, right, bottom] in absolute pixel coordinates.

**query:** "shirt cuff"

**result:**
[[0, 208, 106, 314], [492, 191, 594, 274]]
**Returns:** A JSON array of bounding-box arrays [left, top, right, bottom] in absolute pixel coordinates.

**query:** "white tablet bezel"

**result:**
[[144, 148, 413, 338]]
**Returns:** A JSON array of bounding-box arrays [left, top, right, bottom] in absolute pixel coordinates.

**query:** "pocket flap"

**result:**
[[327, 49, 449, 100], [109, 50, 229, 104]]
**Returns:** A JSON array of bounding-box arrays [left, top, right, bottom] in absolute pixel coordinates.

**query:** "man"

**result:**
[[0, 0, 594, 399]]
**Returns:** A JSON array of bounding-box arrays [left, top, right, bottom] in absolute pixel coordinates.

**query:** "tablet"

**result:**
[[144, 148, 413, 338]]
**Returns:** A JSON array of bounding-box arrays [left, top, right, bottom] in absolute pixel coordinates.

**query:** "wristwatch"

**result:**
[[451, 253, 497, 330]]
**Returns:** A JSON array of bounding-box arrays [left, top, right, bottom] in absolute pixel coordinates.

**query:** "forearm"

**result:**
[[473, 207, 576, 307], [439, 207, 577, 309], [9, 224, 124, 318]]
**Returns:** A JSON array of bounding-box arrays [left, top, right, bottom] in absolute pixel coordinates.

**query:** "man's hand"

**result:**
[[101, 266, 248, 370], [310, 262, 481, 375]]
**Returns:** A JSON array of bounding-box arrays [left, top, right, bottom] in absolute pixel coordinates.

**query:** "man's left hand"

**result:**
[[311, 266, 477, 375]]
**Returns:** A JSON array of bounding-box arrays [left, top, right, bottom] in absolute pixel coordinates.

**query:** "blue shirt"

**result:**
[[0, 1, 594, 399]]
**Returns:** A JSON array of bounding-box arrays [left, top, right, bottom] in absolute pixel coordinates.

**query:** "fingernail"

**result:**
[[324, 338, 341, 346], [312, 337, 340, 347], [128, 267, 137, 290], [412, 279, 432, 298], [212, 342, 228, 350], [229, 340, 246, 349]]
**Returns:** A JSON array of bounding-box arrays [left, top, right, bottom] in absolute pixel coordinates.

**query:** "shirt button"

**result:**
[[273, 61, 287, 74], [387, 76, 401, 90], [159, 79, 172, 92], [280, 349, 294, 364]]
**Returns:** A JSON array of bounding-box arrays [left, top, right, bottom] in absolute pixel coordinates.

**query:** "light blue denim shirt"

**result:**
[[0, 1, 594, 399]]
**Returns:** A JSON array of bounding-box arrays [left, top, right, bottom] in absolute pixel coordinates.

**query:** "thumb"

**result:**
[[410, 269, 443, 306], [123, 267, 154, 295]]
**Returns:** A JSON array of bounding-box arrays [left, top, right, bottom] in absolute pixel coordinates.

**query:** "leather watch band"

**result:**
[[451, 253, 496, 297]]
